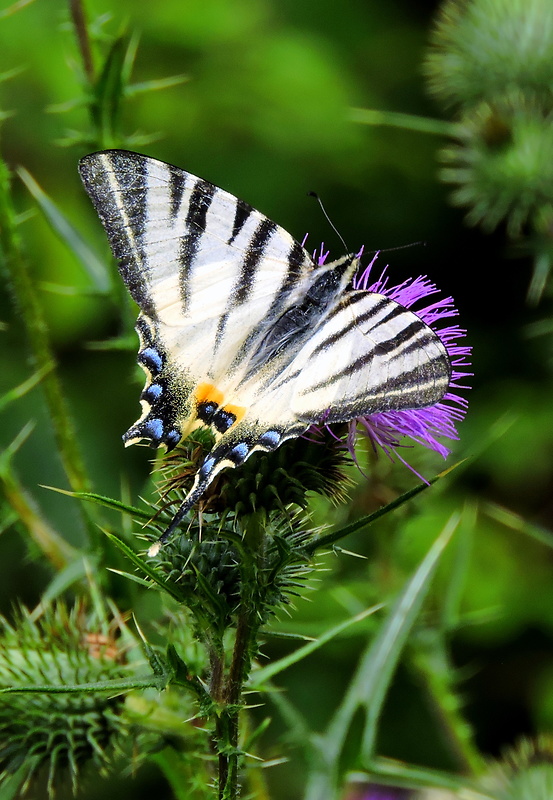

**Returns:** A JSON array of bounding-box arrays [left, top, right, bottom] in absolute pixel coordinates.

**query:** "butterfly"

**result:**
[[79, 150, 451, 555]]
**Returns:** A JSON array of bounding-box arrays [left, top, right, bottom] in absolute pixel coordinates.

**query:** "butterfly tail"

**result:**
[[147, 474, 210, 556], [147, 422, 304, 555], [147, 434, 262, 556]]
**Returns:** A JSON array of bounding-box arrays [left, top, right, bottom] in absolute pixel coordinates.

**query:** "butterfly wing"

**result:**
[[145, 284, 451, 554], [282, 290, 451, 423], [79, 150, 452, 554], [78, 150, 317, 449]]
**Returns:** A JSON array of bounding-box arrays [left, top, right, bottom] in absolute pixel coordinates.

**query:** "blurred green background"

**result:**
[[1, 0, 553, 798]]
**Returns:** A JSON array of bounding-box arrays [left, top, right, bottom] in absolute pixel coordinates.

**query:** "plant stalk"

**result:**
[[0, 156, 99, 547]]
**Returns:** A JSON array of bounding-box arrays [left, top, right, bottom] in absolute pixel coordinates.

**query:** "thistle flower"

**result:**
[[439, 98, 553, 236], [483, 735, 553, 800], [425, 0, 553, 113], [424, 0, 553, 239], [316, 250, 471, 477], [0, 603, 138, 797]]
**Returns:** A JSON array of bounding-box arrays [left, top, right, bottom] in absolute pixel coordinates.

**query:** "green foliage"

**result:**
[[424, 0, 553, 300], [0, 1, 552, 799], [0, 603, 139, 794]]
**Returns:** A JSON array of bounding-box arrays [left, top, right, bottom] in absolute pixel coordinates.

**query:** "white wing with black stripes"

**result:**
[[79, 150, 451, 552]]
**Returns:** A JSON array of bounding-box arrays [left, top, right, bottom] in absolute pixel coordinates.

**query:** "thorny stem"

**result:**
[[0, 157, 98, 545], [409, 633, 486, 777], [217, 607, 257, 800], [215, 515, 267, 795], [69, 0, 95, 84], [209, 645, 225, 704]]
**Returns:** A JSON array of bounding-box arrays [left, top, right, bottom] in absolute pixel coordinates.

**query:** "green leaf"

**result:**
[[126, 74, 189, 96], [0, 0, 36, 20], [303, 513, 459, 800], [0, 365, 51, 413], [166, 644, 214, 709], [527, 248, 551, 305], [32, 557, 90, 608], [41, 486, 153, 522], [483, 500, 553, 550], [362, 515, 459, 757], [17, 167, 110, 292], [0, 759, 37, 800], [0, 427, 78, 568], [0, 674, 161, 695], [304, 462, 464, 554], [107, 568, 153, 588], [348, 106, 460, 136], [0, 66, 26, 82], [440, 501, 477, 631], [350, 757, 492, 798], [104, 531, 183, 601], [92, 35, 131, 148], [249, 604, 382, 688]]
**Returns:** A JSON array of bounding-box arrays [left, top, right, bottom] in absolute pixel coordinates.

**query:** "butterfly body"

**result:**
[[79, 151, 451, 553]]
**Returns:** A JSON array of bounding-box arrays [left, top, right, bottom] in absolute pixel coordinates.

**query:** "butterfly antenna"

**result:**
[[366, 241, 427, 257], [308, 191, 349, 253]]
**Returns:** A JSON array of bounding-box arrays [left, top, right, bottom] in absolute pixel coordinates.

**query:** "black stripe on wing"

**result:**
[[234, 218, 278, 305], [179, 179, 217, 310], [79, 151, 153, 314], [305, 295, 391, 356], [232, 239, 316, 372], [228, 200, 254, 245], [296, 359, 448, 422], [214, 217, 279, 348], [169, 166, 187, 221]]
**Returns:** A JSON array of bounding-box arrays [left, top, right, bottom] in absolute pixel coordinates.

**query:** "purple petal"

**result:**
[[300, 243, 471, 470], [351, 254, 471, 467]]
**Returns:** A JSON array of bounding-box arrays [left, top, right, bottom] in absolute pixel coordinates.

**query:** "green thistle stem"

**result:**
[[0, 156, 99, 547], [218, 607, 256, 800], [69, 0, 94, 84], [213, 518, 267, 799]]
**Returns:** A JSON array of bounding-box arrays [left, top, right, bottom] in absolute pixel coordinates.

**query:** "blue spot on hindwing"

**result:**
[[138, 347, 163, 375], [197, 401, 218, 423], [142, 418, 164, 443], [229, 443, 249, 464], [142, 383, 163, 403], [258, 430, 280, 450], [165, 429, 181, 451], [213, 409, 236, 433], [199, 456, 217, 480]]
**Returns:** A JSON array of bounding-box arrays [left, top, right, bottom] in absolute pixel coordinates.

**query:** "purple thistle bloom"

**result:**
[[313, 246, 471, 476]]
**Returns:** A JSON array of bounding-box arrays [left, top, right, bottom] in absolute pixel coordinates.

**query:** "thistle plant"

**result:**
[[2, 3, 549, 800], [352, 0, 553, 304]]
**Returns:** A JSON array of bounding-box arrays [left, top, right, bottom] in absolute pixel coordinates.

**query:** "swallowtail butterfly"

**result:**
[[79, 151, 451, 554]]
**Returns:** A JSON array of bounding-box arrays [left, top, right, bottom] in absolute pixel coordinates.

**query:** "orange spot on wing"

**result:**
[[194, 382, 225, 407], [223, 404, 247, 425], [193, 384, 247, 429]]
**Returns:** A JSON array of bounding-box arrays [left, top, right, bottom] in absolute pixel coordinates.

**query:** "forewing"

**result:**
[[281, 291, 451, 423], [78, 150, 315, 382]]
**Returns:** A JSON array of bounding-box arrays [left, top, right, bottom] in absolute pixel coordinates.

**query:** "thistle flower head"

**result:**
[[425, 0, 553, 237], [425, 0, 553, 112], [0, 603, 137, 796], [439, 98, 553, 235], [480, 736, 553, 800], [313, 249, 471, 476]]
